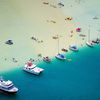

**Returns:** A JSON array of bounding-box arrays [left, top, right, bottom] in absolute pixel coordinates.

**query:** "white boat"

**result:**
[[23, 61, 44, 75], [0, 76, 18, 93], [69, 44, 79, 51], [55, 54, 66, 60], [86, 41, 94, 47]]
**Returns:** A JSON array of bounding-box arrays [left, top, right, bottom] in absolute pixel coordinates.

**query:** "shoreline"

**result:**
[[1, 44, 99, 73]]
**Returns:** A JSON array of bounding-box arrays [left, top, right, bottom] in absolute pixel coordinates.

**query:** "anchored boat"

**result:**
[[43, 56, 51, 63], [55, 35, 66, 60], [69, 44, 79, 51], [0, 76, 18, 94], [23, 61, 44, 75]]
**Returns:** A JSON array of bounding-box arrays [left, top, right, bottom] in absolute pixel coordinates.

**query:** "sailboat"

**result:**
[[55, 35, 66, 60], [86, 25, 94, 47], [69, 44, 79, 51]]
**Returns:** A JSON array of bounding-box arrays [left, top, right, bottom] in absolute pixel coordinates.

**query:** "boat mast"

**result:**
[[88, 25, 90, 42], [58, 35, 59, 54]]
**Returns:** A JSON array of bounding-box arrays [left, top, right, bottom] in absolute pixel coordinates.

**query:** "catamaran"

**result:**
[[55, 35, 66, 60], [0, 76, 18, 93], [86, 25, 94, 47], [23, 61, 44, 75]]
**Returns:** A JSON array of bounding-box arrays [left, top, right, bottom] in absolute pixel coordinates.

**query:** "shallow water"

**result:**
[[0, 44, 100, 100]]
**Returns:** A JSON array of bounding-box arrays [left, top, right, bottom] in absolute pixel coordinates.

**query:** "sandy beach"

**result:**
[[0, 0, 100, 72]]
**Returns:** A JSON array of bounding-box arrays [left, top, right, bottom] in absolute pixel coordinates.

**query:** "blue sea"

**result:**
[[0, 45, 100, 100]]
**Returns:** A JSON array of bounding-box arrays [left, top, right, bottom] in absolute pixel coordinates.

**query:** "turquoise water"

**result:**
[[0, 45, 100, 100]]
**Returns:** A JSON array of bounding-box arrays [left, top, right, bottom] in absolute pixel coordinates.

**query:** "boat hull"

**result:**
[[0, 87, 18, 94], [69, 48, 78, 52], [55, 55, 66, 60], [43, 58, 51, 63], [0, 89, 17, 94], [69, 45, 79, 52], [23, 68, 43, 75], [86, 42, 93, 47]]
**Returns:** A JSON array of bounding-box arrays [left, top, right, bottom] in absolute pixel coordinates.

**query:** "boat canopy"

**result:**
[[58, 54, 65, 58]]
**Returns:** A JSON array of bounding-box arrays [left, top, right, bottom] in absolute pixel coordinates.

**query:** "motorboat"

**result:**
[[5, 40, 13, 45], [61, 48, 68, 52], [43, 56, 51, 63], [23, 61, 44, 75], [0, 76, 18, 93]]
